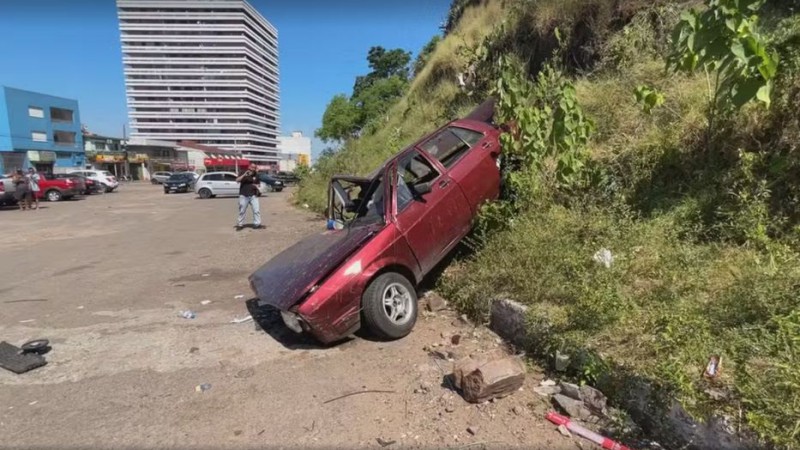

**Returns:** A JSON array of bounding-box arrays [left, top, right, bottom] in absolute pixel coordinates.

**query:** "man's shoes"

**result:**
[[253, 225, 266, 229], [235, 225, 244, 231]]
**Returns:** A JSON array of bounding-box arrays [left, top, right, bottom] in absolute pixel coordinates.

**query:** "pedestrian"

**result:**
[[27, 167, 41, 210], [235, 163, 264, 231], [12, 169, 31, 211]]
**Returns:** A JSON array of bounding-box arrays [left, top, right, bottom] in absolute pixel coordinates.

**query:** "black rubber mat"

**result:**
[[0, 341, 46, 374]]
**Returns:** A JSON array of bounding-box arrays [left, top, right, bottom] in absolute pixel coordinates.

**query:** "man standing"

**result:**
[[27, 168, 41, 210], [235, 163, 264, 231]]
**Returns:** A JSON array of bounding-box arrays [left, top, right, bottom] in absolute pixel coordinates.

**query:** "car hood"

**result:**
[[249, 225, 377, 310]]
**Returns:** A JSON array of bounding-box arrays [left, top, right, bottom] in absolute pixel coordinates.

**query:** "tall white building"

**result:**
[[117, 0, 280, 163]]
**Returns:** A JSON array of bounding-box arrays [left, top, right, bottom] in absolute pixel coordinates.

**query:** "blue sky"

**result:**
[[0, 0, 450, 158]]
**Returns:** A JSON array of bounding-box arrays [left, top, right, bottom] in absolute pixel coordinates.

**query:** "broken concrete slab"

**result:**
[[533, 385, 561, 396], [560, 382, 582, 401], [424, 292, 447, 312], [580, 384, 607, 413], [460, 357, 526, 403], [553, 394, 593, 420]]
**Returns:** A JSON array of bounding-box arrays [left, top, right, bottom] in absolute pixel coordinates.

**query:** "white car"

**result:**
[[195, 171, 267, 199], [69, 169, 119, 192]]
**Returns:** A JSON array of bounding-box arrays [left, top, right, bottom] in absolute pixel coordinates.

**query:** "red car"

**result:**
[[248, 100, 502, 344], [36, 172, 81, 202]]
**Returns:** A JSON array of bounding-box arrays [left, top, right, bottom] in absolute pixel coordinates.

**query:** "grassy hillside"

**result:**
[[298, 0, 800, 447]]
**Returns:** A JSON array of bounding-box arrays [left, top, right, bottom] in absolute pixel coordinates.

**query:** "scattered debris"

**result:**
[[302, 203, 310, 208], [592, 248, 614, 268], [200, 300, 212, 305], [21, 339, 50, 355], [704, 355, 722, 379], [559, 382, 582, 401], [201, 273, 210, 277], [0, 341, 47, 374], [445, 405, 455, 413], [430, 350, 449, 360], [534, 384, 561, 396], [454, 356, 526, 403], [512, 405, 524, 416], [553, 394, 593, 421], [28, 401, 38, 406], [234, 430, 243, 436], [376, 437, 396, 447], [322, 389, 396, 404], [236, 368, 255, 379], [195, 383, 212, 393], [189, 347, 200, 354], [540, 379, 557, 387], [230, 315, 253, 324], [425, 292, 447, 312], [557, 424, 570, 437], [705, 387, 728, 401], [547, 412, 632, 450], [451, 334, 462, 346], [77, 306, 84, 310], [555, 351, 570, 372], [18, 319, 35, 324], [467, 426, 479, 436], [179, 310, 196, 319], [234, 294, 245, 299]]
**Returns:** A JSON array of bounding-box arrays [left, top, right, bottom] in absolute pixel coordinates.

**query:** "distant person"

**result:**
[[12, 169, 31, 211], [235, 163, 263, 231], [27, 168, 40, 210]]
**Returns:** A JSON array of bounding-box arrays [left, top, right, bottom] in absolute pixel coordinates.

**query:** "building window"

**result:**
[[28, 107, 44, 118], [53, 131, 76, 146], [50, 107, 74, 123], [31, 131, 47, 142]]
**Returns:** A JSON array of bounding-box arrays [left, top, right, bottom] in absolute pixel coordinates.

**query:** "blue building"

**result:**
[[0, 86, 85, 174]]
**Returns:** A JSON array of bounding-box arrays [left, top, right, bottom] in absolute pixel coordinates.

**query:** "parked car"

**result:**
[[274, 171, 300, 185], [150, 171, 172, 184], [68, 169, 119, 192], [195, 171, 268, 199], [37, 172, 81, 201], [163, 172, 197, 194], [53, 173, 99, 195], [0, 176, 16, 206], [247, 99, 502, 344], [257, 173, 284, 192]]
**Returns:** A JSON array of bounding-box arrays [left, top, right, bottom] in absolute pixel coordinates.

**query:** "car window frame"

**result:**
[[418, 126, 485, 170], [393, 149, 441, 216]]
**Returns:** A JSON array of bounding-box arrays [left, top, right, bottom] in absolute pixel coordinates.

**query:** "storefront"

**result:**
[[203, 155, 250, 173], [127, 152, 149, 181], [27, 150, 57, 173], [88, 153, 127, 177]]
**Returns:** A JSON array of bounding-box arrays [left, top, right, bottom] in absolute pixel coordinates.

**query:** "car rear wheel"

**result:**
[[362, 272, 418, 340], [198, 188, 212, 199], [46, 190, 62, 202]]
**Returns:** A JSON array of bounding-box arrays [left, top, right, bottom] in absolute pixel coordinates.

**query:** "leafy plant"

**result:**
[[634, 85, 666, 114], [667, 0, 779, 142]]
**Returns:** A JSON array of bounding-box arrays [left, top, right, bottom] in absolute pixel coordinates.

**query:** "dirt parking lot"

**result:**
[[0, 184, 568, 449]]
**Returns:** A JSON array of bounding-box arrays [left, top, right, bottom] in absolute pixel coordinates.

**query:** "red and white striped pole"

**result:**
[[546, 411, 633, 450]]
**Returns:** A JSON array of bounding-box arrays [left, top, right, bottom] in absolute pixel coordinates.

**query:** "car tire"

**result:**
[[164, 189, 169, 194], [151, 179, 158, 184], [198, 188, 212, 199], [46, 190, 62, 202], [362, 272, 418, 340]]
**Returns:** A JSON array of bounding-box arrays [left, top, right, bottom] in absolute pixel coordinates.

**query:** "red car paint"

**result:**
[[249, 103, 502, 344], [35, 173, 81, 201]]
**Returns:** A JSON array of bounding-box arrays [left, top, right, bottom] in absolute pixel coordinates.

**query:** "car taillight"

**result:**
[[0, 183, 4, 192]]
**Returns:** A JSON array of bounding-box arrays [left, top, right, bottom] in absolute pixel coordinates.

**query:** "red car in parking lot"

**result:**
[[248, 100, 502, 344], [36, 172, 81, 202]]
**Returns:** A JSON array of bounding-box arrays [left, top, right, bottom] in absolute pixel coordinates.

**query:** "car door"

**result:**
[[391, 150, 472, 274], [419, 122, 501, 213], [221, 173, 239, 196]]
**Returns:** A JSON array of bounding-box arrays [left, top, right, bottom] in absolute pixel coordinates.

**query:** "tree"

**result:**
[[353, 46, 411, 98], [414, 35, 442, 76], [354, 75, 409, 127], [315, 94, 361, 142]]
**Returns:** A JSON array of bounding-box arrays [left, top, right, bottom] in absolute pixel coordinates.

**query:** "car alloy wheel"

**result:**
[[199, 188, 212, 199], [382, 283, 413, 326], [46, 190, 61, 202], [362, 272, 418, 340]]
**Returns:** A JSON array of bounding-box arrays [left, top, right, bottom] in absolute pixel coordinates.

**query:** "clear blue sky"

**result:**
[[0, 0, 450, 158]]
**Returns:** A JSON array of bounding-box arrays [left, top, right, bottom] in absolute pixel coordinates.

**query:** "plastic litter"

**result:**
[[593, 248, 614, 268], [200, 300, 212, 306], [704, 355, 722, 379], [195, 383, 212, 393], [546, 411, 631, 450], [234, 294, 245, 299], [179, 310, 196, 319], [231, 315, 253, 324]]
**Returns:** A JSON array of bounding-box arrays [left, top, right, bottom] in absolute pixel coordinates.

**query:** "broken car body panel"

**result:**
[[248, 99, 501, 343]]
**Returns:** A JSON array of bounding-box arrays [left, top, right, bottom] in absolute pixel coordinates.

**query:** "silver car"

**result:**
[[151, 171, 172, 184]]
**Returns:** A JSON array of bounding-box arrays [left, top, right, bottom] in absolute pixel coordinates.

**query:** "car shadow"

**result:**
[[245, 298, 348, 350]]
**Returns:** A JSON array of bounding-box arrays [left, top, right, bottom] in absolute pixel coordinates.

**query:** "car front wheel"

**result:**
[[46, 190, 62, 202], [362, 272, 418, 340], [198, 188, 212, 199]]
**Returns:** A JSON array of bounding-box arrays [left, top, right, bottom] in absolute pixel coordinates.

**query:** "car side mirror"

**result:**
[[414, 182, 432, 197]]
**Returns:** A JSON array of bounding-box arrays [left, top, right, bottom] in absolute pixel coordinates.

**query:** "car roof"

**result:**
[[203, 171, 237, 176]]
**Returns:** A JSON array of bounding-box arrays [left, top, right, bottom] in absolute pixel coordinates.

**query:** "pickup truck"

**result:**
[[36, 173, 81, 202], [0, 176, 16, 206]]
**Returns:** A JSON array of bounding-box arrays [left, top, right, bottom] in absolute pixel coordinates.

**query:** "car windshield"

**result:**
[[168, 174, 191, 181], [101, 171, 113, 177]]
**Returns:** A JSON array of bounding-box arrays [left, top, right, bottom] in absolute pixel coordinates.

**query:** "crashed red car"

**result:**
[[248, 100, 502, 344]]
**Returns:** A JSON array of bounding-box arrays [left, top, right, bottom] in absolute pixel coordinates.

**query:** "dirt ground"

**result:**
[[0, 184, 575, 449]]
